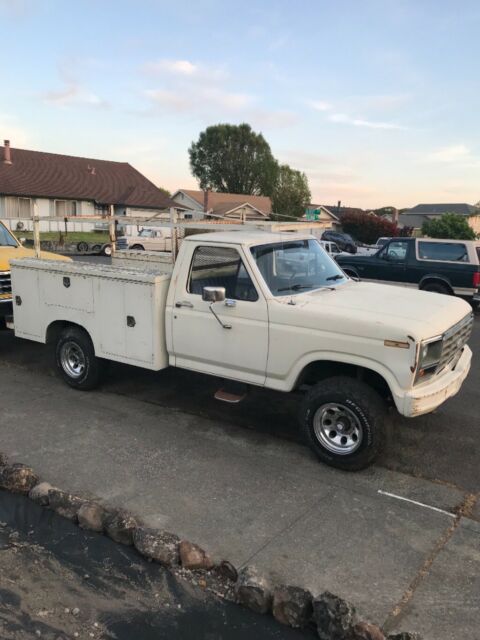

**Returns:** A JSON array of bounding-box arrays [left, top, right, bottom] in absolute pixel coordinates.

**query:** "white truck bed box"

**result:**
[[10, 258, 171, 370]]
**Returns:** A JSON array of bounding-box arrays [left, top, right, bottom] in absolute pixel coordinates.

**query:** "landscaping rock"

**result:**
[[104, 511, 138, 546], [133, 527, 180, 566], [387, 634, 422, 640], [235, 566, 272, 614], [272, 584, 313, 628], [77, 502, 106, 533], [353, 621, 385, 640], [215, 560, 238, 582], [0, 452, 8, 467], [0, 464, 39, 494], [29, 482, 54, 506], [48, 489, 85, 521], [179, 540, 213, 570], [313, 591, 358, 640]]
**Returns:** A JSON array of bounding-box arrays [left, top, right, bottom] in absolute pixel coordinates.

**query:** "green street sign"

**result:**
[[305, 208, 321, 221]]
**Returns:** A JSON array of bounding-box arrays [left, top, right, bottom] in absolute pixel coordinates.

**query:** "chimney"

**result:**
[[203, 189, 210, 213], [3, 140, 12, 165]]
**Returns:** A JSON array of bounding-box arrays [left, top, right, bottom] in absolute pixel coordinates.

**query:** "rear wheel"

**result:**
[[77, 241, 89, 253], [55, 326, 103, 390], [299, 377, 386, 470], [421, 282, 451, 295]]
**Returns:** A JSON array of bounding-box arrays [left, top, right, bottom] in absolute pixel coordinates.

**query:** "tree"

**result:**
[[271, 164, 311, 220], [422, 213, 476, 240], [189, 123, 278, 195], [341, 212, 399, 244]]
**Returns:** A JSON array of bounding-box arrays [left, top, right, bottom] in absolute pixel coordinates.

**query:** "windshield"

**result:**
[[0, 224, 18, 248], [250, 239, 348, 296]]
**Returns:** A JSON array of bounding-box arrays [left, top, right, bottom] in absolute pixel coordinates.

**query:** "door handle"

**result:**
[[175, 300, 194, 308]]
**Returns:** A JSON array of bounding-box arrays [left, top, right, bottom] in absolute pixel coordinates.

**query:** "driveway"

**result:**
[[0, 314, 478, 639]]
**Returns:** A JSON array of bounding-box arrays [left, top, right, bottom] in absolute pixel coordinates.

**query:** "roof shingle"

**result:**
[[0, 144, 173, 209]]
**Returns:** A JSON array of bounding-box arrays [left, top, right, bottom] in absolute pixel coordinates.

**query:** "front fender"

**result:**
[[265, 350, 407, 409]]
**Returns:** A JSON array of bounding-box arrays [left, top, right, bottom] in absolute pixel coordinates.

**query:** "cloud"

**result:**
[[308, 100, 332, 112], [43, 84, 108, 108], [328, 112, 406, 130], [143, 55, 296, 129], [425, 144, 471, 163], [146, 87, 253, 113], [144, 58, 228, 83]]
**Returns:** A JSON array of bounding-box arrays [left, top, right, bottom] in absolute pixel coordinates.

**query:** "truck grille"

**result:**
[[438, 313, 473, 372], [0, 271, 11, 297]]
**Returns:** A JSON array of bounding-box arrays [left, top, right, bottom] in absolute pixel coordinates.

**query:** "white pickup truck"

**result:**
[[10, 231, 473, 470]]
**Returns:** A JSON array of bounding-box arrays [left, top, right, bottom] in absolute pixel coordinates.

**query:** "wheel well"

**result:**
[[46, 321, 93, 347], [341, 267, 359, 278], [419, 276, 453, 294], [296, 361, 392, 402]]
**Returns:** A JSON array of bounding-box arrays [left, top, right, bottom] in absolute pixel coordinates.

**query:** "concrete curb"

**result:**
[[0, 457, 421, 640]]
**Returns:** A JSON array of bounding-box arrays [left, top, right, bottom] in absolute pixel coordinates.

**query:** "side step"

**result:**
[[214, 382, 248, 404]]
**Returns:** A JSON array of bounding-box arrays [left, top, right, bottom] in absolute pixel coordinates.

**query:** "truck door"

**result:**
[[171, 244, 268, 385], [374, 239, 409, 283]]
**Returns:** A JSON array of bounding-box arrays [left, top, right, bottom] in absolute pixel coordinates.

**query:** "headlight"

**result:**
[[415, 337, 443, 383]]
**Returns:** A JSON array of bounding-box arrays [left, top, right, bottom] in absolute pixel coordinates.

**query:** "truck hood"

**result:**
[[278, 280, 471, 341], [0, 246, 71, 271]]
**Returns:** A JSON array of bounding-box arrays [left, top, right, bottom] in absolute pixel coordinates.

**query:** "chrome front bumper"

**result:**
[[401, 345, 472, 417]]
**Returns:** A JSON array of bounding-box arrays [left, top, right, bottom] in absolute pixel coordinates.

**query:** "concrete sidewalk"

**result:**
[[0, 362, 478, 639]]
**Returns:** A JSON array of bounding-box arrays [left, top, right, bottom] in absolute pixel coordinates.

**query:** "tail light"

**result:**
[[473, 272, 480, 288]]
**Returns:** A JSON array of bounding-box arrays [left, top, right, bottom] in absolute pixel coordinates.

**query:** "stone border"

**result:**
[[0, 458, 421, 640]]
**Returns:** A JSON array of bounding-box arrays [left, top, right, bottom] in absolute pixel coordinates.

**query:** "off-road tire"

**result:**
[[421, 282, 451, 295], [55, 326, 103, 390], [299, 376, 386, 471]]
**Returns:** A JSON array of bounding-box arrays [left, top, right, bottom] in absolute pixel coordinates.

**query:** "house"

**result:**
[[172, 189, 272, 221], [0, 140, 174, 232], [302, 204, 341, 229], [398, 202, 479, 234]]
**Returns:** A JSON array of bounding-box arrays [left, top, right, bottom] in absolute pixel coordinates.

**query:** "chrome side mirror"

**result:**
[[202, 286, 231, 329], [202, 286, 226, 303]]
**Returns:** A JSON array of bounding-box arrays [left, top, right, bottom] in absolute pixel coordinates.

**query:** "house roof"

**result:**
[[212, 201, 268, 218], [402, 203, 477, 216], [307, 204, 340, 221], [320, 204, 365, 219], [174, 189, 272, 214], [0, 144, 173, 209], [398, 213, 440, 228]]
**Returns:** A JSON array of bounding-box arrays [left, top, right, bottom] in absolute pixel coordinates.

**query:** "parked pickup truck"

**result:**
[[336, 237, 480, 303], [10, 231, 473, 470], [0, 220, 70, 325]]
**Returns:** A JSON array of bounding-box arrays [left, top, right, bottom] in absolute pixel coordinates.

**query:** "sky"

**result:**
[[0, 0, 479, 209]]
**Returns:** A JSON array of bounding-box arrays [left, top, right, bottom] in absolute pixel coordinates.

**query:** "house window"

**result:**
[[55, 200, 77, 217], [4, 196, 32, 218]]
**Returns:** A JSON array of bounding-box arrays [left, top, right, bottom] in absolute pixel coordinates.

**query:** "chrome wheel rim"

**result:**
[[60, 341, 86, 379], [313, 403, 363, 455]]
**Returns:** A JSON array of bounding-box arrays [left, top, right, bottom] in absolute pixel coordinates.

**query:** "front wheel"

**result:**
[[299, 377, 386, 470], [55, 326, 104, 390], [130, 244, 145, 251]]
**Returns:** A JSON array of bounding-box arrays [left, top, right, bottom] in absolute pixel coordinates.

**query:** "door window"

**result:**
[[381, 241, 408, 261], [188, 246, 258, 302]]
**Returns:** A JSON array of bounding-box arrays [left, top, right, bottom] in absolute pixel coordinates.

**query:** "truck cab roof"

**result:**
[[184, 230, 315, 247]]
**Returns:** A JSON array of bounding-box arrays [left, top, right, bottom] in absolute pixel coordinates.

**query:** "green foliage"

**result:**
[[188, 123, 278, 195], [341, 212, 399, 244], [421, 213, 476, 240], [271, 164, 311, 220]]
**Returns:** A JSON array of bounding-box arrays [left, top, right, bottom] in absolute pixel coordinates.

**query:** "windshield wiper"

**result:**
[[278, 283, 314, 292], [326, 274, 345, 281]]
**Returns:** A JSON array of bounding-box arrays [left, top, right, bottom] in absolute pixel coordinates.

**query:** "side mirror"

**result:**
[[202, 286, 226, 303]]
